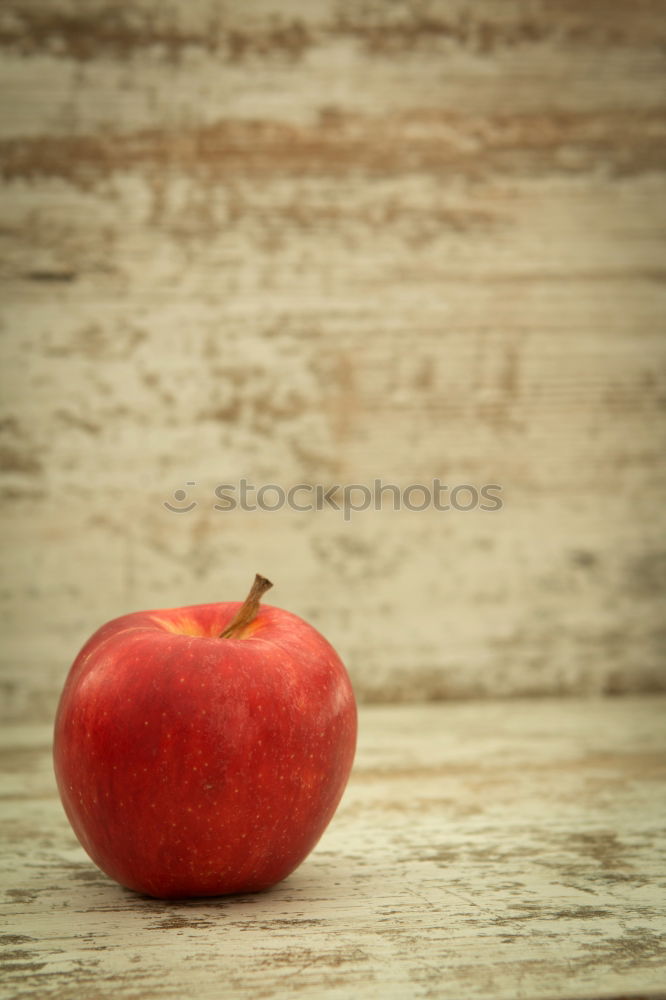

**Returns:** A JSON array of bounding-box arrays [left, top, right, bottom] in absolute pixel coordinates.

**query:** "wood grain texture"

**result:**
[[1, 696, 666, 999], [1, 0, 665, 719]]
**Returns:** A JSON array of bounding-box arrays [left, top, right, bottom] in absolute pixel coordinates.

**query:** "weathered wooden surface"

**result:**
[[1, 0, 666, 719], [1, 696, 666, 999]]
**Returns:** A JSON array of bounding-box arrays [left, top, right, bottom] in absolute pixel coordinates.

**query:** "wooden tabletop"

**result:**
[[2, 695, 665, 1000]]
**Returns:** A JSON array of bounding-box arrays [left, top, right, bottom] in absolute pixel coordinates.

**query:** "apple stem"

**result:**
[[219, 574, 273, 639]]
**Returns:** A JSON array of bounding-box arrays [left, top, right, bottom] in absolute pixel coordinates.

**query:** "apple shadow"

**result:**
[[49, 845, 377, 921]]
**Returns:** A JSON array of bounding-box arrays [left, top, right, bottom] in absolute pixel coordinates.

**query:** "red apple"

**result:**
[[53, 575, 357, 899]]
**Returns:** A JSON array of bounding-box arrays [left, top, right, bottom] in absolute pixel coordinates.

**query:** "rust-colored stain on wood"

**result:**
[[2, 109, 665, 184], [2, 2, 666, 60]]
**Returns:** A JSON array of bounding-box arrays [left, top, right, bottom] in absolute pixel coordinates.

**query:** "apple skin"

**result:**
[[53, 600, 357, 899]]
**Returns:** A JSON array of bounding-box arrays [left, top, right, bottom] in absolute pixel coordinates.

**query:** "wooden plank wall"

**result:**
[[1, 0, 665, 720]]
